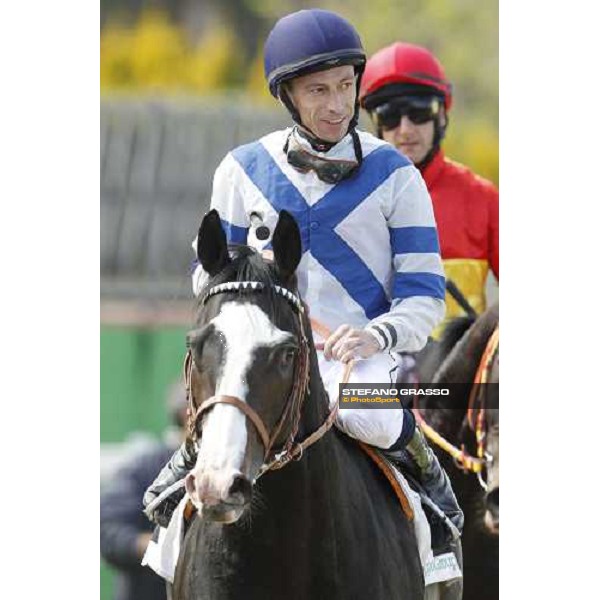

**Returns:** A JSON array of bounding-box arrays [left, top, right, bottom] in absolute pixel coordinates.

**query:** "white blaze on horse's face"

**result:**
[[212, 301, 290, 399], [188, 301, 290, 515]]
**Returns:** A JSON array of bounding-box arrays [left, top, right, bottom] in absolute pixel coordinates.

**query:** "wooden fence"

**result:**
[[101, 97, 288, 304]]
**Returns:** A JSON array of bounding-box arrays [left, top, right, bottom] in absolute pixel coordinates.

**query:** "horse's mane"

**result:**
[[417, 315, 476, 382], [437, 315, 477, 359], [434, 303, 499, 385]]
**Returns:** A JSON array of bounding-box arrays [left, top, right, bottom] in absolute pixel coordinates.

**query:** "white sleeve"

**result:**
[[365, 166, 446, 351], [209, 153, 251, 239], [365, 297, 445, 353], [191, 153, 251, 296]]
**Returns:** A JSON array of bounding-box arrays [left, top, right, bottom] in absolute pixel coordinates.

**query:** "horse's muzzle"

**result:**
[[202, 502, 245, 524], [186, 470, 253, 524]]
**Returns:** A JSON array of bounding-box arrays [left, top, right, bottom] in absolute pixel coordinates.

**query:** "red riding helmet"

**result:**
[[360, 42, 453, 111]]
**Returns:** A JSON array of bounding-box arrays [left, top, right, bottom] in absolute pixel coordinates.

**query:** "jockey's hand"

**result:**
[[324, 325, 381, 363]]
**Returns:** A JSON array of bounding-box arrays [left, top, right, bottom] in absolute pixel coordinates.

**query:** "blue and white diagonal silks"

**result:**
[[310, 146, 411, 318], [232, 141, 435, 318], [232, 143, 310, 251], [309, 147, 411, 223], [221, 218, 249, 245]]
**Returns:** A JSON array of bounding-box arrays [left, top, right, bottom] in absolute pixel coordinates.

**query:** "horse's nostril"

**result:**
[[229, 474, 252, 502]]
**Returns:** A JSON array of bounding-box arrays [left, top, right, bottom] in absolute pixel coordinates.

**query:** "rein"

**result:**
[[467, 326, 499, 465], [413, 325, 499, 482], [183, 281, 340, 479], [258, 318, 356, 475]]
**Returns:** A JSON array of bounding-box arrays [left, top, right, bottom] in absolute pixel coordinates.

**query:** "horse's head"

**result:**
[[184, 209, 306, 524]]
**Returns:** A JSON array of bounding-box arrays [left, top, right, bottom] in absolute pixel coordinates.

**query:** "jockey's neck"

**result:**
[[296, 125, 343, 153]]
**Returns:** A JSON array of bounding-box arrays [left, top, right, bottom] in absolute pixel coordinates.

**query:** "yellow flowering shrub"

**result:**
[[101, 9, 237, 93], [445, 118, 499, 186]]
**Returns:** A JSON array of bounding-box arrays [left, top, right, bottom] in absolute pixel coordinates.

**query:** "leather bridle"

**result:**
[[466, 326, 499, 490], [413, 326, 499, 490], [183, 281, 339, 479]]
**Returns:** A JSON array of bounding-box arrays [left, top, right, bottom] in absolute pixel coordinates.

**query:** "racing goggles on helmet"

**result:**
[[284, 132, 358, 184], [372, 96, 441, 131]]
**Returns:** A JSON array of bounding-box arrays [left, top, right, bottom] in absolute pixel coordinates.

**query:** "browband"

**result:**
[[203, 281, 305, 314]]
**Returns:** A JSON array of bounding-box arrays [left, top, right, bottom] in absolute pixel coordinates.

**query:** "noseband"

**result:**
[[183, 281, 337, 478]]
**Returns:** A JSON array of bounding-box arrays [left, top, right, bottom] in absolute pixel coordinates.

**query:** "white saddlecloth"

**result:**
[[142, 495, 190, 583], [389, 461, 462, 586], [424, 552, 463, 587], [393, 467, 434, 570]]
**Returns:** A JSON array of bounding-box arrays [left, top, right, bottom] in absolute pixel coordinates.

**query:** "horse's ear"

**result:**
[[197, 209, 231, 277], [272, 210, 302, 281]]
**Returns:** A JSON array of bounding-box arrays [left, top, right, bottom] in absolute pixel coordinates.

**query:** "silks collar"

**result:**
[[283, 127, 362, 183]]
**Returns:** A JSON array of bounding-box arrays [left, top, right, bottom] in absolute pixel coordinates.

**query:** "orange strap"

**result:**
[[467, 325, 499, 461], [413, 407, 486, 474], [478, 327, 499, 384], [358, 442, 414, 521], [183, 499, 195, 521], [310, 318, 332, 342], [467, 326, 499, 429]]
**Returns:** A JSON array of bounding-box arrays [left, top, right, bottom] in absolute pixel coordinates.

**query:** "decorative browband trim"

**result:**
[[204, 281, 304, 313]]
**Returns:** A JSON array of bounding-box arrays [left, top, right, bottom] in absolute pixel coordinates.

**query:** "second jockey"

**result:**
[[359, 42, 499, 328]]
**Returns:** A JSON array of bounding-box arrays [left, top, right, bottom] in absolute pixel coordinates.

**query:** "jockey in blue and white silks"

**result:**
[[144, 9, 463, 547], [191, 126, 445, 449]]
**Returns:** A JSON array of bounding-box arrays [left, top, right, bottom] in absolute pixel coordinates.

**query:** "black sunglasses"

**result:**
[[284, 133, 358, 184], [373, 97, 441, 131]]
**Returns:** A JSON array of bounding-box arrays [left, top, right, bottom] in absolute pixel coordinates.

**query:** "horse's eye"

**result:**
[[279, 347, 297, 369]]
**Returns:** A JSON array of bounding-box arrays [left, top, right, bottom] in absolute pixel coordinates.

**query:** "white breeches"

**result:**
[[317, 351, 405, 450]]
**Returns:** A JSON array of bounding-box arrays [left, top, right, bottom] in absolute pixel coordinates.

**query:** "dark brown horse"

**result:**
[[417, 304, 499, 600], [173, 209, 425, 600]]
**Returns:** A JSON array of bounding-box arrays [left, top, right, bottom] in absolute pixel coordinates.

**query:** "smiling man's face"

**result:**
[[286, 65, 356, 143]]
